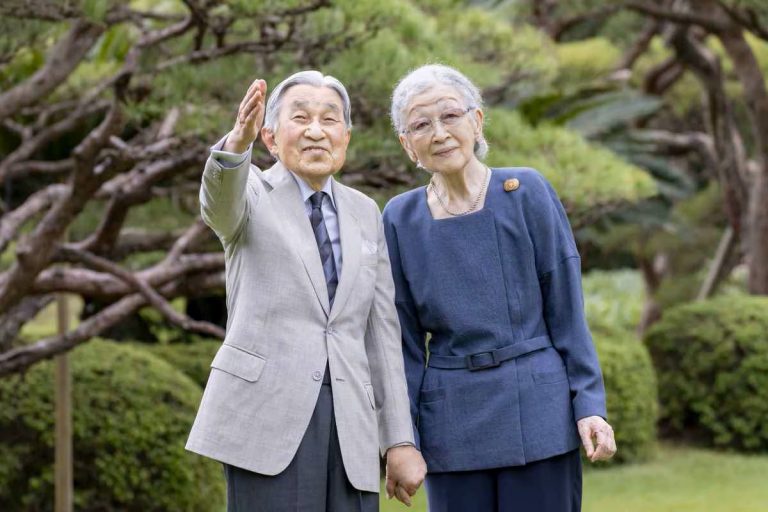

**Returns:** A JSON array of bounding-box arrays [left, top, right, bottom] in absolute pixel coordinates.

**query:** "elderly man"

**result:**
[[186, 71, 426, 511]]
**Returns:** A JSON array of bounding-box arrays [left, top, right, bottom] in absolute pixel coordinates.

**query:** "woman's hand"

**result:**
[[577, 416, 617, 462], [224, 78, 267, 153]]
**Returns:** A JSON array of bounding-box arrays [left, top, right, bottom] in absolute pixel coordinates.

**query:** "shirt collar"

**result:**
[[288, 171, 337, 211]]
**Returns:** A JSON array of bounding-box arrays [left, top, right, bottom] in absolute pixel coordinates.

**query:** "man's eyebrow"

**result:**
[[289, 100, 309, 110], [287, 100, 340, 112]]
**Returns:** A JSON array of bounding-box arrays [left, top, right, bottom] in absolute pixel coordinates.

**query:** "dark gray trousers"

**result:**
[[223, 370, 379, 512]]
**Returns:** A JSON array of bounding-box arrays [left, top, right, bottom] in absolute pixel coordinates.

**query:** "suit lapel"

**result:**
[[329, 181, 361, 322], [263, 162, 330, 316]]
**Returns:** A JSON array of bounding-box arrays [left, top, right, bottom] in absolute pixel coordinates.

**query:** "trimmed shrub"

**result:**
[[0, 339, 225, 511], [644, 296, 768, 451], [591, 332, 658, 465], [141, 339, 220, 388]]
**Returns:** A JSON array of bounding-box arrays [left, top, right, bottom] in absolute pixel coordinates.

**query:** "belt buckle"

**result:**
[[466, 351, 500, 371]]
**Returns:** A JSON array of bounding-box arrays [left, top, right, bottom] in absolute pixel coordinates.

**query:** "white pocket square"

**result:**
[[361, 239, 378, 255]]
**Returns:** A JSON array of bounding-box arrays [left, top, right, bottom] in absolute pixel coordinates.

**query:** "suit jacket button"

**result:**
[[312, 370, 323, 381]]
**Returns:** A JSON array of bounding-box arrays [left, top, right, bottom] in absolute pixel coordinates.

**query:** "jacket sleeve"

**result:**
[[199, 133, 257, 244], [526, 171, 607, 421], [382, 207, 427, 450], [363, 210, 417, 455]]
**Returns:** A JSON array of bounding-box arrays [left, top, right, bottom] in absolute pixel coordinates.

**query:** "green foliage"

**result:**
[[0, 340, 224, 511], [583, 269, 644, 335], [593, 332, 658, 465], [631, 36, 703, 115], [581, 270, 657, 465], [644, 296, 768, 452], [141, 339, 220, 388], [436, 8, 557, 96], [554, 37, 621, 87], [483, 108, 656, 216]]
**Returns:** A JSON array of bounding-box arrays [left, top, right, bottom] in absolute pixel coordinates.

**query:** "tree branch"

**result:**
[[617, 19, 660, 71], [0, 293, 146, 377], [0, 271, 225, 377], [0, 100, 110, 187], [0, 184, 68, 254], [56, 246, 225, 339], [0, 19, 104, 122], [624, 0, 730, 32], [0, 294, 54, 352], [0, 100, 129, 315]]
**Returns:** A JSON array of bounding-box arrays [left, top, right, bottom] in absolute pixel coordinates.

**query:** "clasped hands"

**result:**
[[385, 445, 427, 507]]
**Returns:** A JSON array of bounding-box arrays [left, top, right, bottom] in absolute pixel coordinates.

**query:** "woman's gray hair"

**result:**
[[390, 64, 488, 159], [263, 70, 352, 132]]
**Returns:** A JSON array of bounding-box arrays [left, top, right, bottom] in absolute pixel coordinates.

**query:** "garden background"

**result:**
[[1, 0, 767, 510]]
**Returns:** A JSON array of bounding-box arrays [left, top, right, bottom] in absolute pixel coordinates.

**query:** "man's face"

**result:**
[[262, 84, 351, 187]]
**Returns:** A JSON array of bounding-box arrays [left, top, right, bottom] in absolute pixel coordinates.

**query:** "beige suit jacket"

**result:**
[[186, 140, 414, 492]]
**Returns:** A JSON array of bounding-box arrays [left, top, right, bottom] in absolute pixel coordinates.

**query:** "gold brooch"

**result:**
[[504, 178, 520, 192]]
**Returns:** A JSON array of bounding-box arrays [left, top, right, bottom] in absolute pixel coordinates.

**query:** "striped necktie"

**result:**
[[309, 191, 338, 306]]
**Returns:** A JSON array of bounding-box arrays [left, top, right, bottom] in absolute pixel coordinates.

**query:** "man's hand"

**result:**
[[577, 415, 617, 462], [385, 445, 426, 507], [224, 78, 267, 153]]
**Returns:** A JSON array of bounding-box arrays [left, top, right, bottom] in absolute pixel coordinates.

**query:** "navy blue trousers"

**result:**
[[425, 449, 582, 512]]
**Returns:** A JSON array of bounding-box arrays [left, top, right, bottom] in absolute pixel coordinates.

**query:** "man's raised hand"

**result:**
[[224, 79, 267, 153]]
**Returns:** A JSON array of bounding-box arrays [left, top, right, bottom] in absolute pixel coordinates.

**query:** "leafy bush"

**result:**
[[142, 339, 220, 388], [644, 296, 768, 451], [0, 339, 225, 511], [553, 37, 621, 87], [583, 269, 644, 335], [484, 108, 656, 219], [592, 332, 658, 465]]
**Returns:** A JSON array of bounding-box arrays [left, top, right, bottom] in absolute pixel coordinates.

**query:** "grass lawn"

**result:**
[[380, 444, 768, 511]]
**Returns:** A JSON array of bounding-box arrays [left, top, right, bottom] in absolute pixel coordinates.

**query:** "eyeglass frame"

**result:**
[[400, 106, 477, 137]]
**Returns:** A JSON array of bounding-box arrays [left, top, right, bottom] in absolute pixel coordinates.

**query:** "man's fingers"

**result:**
[[239, 91, 263, 124], [395, 484, 412, 506], [239, 79, 265, 112]]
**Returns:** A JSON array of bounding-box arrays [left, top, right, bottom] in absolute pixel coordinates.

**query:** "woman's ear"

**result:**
[[399, 134, 418, 163], [472, 108, 485, 138]]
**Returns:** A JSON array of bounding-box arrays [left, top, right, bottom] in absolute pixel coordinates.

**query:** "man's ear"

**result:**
[[399, 134, 418, 163], [260, 127, 278, 157]]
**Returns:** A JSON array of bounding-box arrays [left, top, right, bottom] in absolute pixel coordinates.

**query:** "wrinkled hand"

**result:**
[[577, 415, 617, 462], [224, 78, 267, 153], [385, 445, 426, 507]]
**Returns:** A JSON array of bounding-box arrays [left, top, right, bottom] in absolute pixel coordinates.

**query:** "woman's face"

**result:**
[[399, 84, 484, 175]]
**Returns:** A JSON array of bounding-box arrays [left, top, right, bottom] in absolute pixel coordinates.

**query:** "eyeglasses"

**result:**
[[402, 106, 475, 137]]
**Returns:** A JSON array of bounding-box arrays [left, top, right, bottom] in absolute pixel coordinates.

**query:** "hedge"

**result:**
[[592, 331, 658, 465], [140, 339, 220, 388], [0, 339, 225, 511], [644, 296, 768, 451]]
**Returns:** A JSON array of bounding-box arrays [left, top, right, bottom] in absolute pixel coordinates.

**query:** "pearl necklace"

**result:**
[[428, 166, 491, 216]]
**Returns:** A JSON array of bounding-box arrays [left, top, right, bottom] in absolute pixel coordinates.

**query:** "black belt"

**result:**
[[427, 335, 552, 371]]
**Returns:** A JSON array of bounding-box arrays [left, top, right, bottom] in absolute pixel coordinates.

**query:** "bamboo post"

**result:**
[[54, 292, 73, 511]]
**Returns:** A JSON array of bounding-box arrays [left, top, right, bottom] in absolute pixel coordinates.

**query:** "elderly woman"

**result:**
[[381, 64, 616, 512]]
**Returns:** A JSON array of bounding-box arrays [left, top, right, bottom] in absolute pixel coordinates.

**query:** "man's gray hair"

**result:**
[[263, 70, 352, 132], [390, 64, 488, 159]]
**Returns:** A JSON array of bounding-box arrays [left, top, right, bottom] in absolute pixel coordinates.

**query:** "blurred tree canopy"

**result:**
[[1, 0, 767, 373]]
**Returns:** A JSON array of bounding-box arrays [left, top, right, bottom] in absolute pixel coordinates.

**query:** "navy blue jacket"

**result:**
[[382, 167, 606, 473]]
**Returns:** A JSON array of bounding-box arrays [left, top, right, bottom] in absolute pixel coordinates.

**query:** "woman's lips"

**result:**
[[433, 147, 457, 157]]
